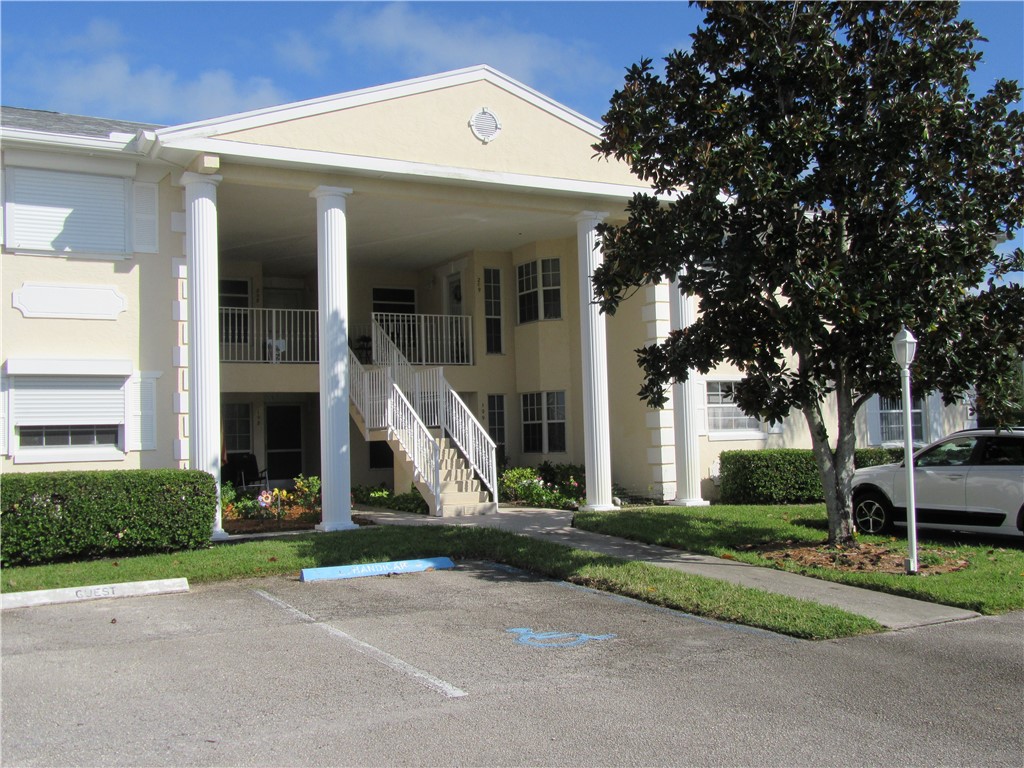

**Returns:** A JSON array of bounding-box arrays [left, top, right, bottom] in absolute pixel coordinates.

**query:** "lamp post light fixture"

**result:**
[[892, 326, 919, 575]]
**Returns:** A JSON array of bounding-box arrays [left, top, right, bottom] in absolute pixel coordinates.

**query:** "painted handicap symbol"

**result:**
[[506, 627, 616, 648]]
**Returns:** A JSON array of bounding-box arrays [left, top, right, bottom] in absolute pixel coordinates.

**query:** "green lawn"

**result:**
[[573, 504, 1024, 615], [0, 524, 879, 641]]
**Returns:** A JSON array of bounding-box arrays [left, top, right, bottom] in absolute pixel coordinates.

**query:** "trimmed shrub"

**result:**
[[718, 448, 904, 504], [1, 470, 217, 566]]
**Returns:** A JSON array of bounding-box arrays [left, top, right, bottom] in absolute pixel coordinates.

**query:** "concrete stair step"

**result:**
[[438, 500, 498, 517], [440, 480, 481, 494]]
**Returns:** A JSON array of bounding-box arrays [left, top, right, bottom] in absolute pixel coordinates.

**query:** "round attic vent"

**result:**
[[469, 107, 501, 144]]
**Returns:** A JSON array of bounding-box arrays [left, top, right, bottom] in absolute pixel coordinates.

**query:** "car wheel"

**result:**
[[854, 491, 893, 535]]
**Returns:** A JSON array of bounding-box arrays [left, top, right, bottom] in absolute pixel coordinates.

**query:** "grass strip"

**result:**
[[574, 505, 1024, 615], [0, 524, 879, 640]]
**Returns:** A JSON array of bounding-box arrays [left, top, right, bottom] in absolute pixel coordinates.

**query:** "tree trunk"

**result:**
[[803, 387, 859, 547]]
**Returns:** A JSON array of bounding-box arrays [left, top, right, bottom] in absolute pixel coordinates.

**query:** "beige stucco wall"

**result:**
[[2, 169, 180, 474], [219, 80, 639, 187]]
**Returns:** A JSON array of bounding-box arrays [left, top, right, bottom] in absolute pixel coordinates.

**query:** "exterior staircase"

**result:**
[[348, 319, 498, 517]]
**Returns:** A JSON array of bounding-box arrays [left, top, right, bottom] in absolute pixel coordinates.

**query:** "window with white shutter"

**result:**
[[5, 364, 134, 463], [3, 168, 137, 257]]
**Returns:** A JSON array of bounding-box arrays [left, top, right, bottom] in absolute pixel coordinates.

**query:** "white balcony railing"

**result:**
[[373, 312, 473, 365], [220, 307, 319, 363], [219, 310, 473, 366]]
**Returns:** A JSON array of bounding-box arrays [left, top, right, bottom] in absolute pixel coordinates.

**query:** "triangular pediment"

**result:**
[[156, 66, 640, 188]]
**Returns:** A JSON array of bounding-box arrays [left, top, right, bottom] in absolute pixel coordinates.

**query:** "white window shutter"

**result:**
[[11, 376, 126, 426], [694, 379, 707, 436], [127, 373, 158, 450], [0, 377, 8, 455], [5, 168, 128, 255], [132, 182, 158, 253], [866, 395, 881, 445], [926, 391, 945, 443]]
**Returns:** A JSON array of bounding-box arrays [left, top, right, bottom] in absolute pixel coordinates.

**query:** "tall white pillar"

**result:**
[[181, 172, 228, 539], [669, 278, 709, 506], [575, 212, 616, 511], [312, 186, 358, 532]]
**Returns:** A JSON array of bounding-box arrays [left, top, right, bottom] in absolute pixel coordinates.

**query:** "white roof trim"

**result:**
[[166, 136, 656, 201], [5, 359, 133, 376], [154, 65, 603, 142], [0, 127, 140, 155]]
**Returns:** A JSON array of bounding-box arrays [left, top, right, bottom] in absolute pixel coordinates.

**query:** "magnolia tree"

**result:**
[[593, 1, 1023, 545]]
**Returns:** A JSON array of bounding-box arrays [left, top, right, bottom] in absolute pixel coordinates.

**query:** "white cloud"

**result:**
[[328, 3, 618, 106], [66, 19, 125, 52], [274, 30, 329, 77], [16, 52, 287, 124]]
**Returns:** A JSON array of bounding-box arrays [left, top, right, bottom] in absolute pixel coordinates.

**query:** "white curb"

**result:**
[[1, 578, 189, 610]]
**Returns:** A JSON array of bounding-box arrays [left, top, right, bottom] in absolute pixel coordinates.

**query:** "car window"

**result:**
[[915, 436, 978, 467], [979, 436, 1024, 466]]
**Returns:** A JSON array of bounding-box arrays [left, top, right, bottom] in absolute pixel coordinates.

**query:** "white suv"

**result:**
[[852, 429, 1024, 538]]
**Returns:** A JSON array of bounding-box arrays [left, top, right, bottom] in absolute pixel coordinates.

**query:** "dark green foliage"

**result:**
[[719, 449, 902, 504], [1, 470, 216, 566], [351, 485, 429, 514], [593, 0, 1024, 544], [499, 464, 585, 509]]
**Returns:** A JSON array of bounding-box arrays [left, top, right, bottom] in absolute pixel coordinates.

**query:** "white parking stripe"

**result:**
[[252, 589, 468, 699]]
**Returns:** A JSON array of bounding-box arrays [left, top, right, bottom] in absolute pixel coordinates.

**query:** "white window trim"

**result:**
[[3, 168, 157, 259], [516, 258, 562, 324], [521, 390, 566, 454], [2, 359, 157, 464], [704, 377, 777, 442], [866, 391, 942, 448]]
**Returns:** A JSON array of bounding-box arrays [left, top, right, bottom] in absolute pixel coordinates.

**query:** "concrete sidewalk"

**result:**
[[359, 506, 980, 631]]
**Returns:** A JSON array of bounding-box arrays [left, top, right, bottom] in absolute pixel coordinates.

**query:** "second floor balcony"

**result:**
[[220, 308, 473, 366]]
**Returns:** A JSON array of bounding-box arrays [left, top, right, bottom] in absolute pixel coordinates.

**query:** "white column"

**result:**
[[312, 186, 358, 532], [669, 278, 709, 506], [181, 172, 229, 539], [575, 212, 616, 511]]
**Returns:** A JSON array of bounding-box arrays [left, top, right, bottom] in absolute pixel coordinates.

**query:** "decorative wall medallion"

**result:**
[[12, 282, 127, 320], [469, 107, 502, 144]]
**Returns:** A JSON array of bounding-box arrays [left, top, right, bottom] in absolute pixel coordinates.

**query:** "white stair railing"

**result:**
[[371, 320, 422, 412], [385, 372, 441, 512], [440, 380, 498, 502], [364, 317, 498, 507]]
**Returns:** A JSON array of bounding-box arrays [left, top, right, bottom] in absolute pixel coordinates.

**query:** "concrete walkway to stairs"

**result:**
[[358, 505, 981, 631]]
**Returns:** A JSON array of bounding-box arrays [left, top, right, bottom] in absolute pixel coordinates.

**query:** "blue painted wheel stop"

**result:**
[[300, 557, 455, 582]]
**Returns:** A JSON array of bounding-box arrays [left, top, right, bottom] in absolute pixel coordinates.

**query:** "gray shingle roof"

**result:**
[[0, 106, 163, 138]]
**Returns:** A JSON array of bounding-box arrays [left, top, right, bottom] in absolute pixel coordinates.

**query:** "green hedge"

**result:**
[[718, 448, 902, 504], [1, 470, 217, 566]]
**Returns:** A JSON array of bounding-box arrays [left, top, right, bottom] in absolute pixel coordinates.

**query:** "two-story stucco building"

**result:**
[[1, 66, 971, 536]]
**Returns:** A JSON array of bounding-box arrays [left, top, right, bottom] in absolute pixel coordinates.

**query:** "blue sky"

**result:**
[[3, 1, 1022, 261], [2, 1, 1021, 126]]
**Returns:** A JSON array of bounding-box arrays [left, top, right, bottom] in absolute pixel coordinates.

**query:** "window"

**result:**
[[484, 268, 503, 354], [2, 361, 152, 463], [522, 391, 566, 454], [19, 425, 119, 447], [219, 279, 250, 344], [369, 441, 394, 470], [706, 381, 761, 432], [487, 394, 506, 447], [517, 259, 561, 323], [222, 403, 252, 454], [879, 394, 924, 444], [3, 167, 157, 256], [372, 287, 416, 315], [916, 436, 978, 467]]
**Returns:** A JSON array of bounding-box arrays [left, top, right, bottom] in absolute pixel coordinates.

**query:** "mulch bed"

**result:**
[[222, 508, 376, 535], [735, 541, 971, 575]]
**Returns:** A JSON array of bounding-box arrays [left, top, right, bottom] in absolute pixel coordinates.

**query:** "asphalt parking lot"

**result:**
[[3, 563, 1022, 767]]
